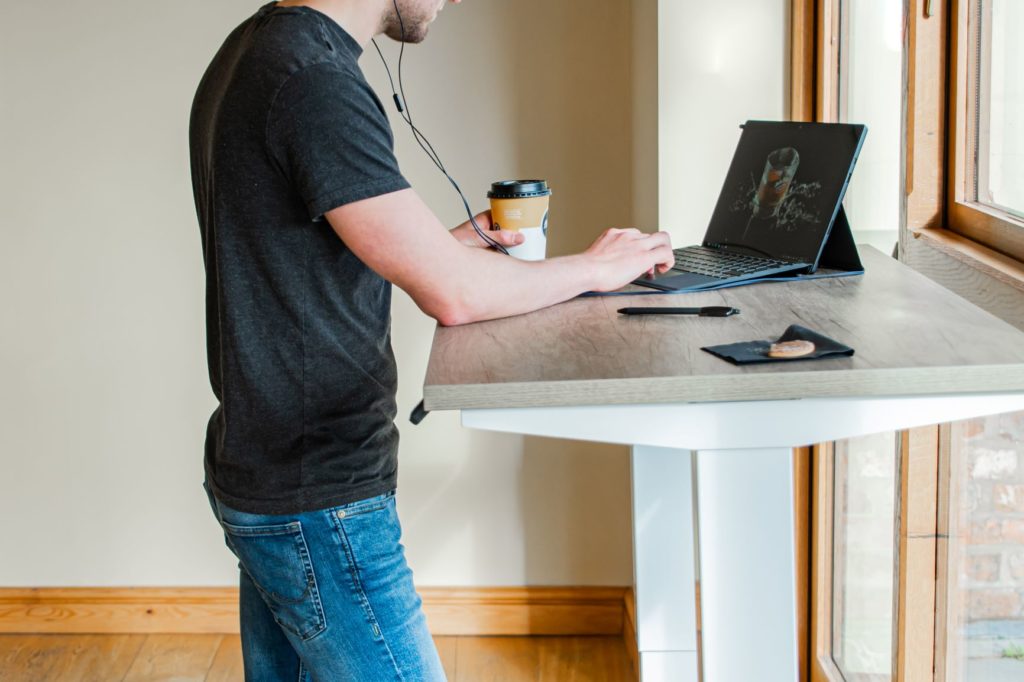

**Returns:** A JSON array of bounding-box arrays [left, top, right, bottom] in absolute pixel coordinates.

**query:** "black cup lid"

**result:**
[[487, 180, 552, 199]]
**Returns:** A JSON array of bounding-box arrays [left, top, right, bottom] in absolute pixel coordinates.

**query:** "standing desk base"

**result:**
[[461, 394, 1024, 682], [632, 445, 797, 682], [638, 652, 701, 682]]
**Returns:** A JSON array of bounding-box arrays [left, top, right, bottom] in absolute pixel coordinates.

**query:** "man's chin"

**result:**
[[384, 23, 429, 44]]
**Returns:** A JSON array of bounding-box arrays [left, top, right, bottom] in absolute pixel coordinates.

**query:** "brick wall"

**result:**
[[958, 411, 1024, 660]]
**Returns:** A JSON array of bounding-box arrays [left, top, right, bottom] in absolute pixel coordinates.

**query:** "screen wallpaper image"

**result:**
[[704, 122, 866, 265]]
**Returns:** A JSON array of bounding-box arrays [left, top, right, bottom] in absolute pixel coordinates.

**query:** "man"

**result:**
[[189, 1, 673, 679]]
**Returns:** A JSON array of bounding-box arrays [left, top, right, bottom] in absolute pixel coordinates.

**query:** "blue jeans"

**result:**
[[203, 480, 447, 681]]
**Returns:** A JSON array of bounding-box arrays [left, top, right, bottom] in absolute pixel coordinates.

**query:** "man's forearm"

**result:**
[[324, 189, 671, 326], [437, 247, 597, 326]]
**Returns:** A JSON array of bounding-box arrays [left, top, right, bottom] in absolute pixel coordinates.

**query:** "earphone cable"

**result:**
[[391, 4, 506, 253], [371, 42, 504, 253], [370, 2, 508, 254], [370, 39, 447, 173]]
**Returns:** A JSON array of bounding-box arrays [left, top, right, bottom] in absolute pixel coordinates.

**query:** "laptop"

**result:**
[[635, 120, 868, 292]]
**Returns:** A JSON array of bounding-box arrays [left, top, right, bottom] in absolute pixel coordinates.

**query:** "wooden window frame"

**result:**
[[903, 0, 1024, 296], [809, 441, 847, 682], [946, 0, 1024, 262], [793, 0, 1024, 310], [895, 427, 941, 682], [808, 429, 940, 682], [793, 4, 1024, 681], [793, 3, 1024, 681]]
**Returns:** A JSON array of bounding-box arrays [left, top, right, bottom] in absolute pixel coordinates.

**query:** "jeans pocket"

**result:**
[[330, 489, 396, 520], [221, 519, 326, 641]]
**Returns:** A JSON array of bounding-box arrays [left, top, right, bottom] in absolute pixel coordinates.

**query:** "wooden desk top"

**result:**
[[423, 248, 1024, 410]]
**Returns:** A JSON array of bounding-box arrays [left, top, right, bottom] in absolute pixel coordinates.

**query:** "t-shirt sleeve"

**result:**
[[266, 61, 410, 221]]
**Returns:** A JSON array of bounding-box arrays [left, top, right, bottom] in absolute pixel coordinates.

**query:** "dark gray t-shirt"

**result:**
[[189, 2, 409, 514]]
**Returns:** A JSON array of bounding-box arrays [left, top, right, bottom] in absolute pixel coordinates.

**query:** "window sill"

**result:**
[[909, 228, 1024, 295]]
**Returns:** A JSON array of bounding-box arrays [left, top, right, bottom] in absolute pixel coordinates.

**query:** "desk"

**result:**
[[422, 248, 1024, 682]]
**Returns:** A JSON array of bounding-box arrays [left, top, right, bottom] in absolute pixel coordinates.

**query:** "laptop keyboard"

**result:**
[[673, 246, 794, 279]]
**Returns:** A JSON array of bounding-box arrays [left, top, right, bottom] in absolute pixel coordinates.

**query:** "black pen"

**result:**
[[617, 306, 740, 317]]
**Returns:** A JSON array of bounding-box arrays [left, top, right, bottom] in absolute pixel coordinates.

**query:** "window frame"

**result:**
[[808, 429, 940, 682], [947, 0, 1024, 262], [794, 2, 1024, 679], [901, 0, 1024, 295], [791, 0, 1024, 289], [809, 441, 848, 681]]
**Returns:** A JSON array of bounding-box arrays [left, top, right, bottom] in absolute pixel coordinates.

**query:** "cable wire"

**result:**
[[371, 2, 508, 254]]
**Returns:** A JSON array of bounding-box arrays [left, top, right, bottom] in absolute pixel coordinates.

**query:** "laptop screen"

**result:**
[[702, 121, 867, 265]]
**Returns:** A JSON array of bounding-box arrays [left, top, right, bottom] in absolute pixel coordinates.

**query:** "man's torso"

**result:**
[[189, 2, 410, 514]]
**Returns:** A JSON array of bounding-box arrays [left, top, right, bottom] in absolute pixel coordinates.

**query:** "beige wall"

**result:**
[[0, 0, 788, 588], [0, 0, 634, 587]]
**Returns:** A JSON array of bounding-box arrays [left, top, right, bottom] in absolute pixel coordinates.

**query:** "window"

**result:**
[[796, 3, 1024, 681], [799, 4, 905, 680], [971, 2, 1024, 220], [814, 0, 904, 253], [831, 433, 899, 681], [917, 0, 1019, 261], [940, 413, 1024, 681]]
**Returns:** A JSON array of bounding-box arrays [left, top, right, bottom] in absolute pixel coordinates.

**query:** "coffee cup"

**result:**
[[487, 180, 552, 261]]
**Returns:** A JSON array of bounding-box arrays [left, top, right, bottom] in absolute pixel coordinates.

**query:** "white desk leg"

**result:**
[[696, 447, 799, 682], [631, 446, 699, 682]]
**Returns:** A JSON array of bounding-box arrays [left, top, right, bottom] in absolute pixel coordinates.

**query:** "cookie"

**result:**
[[767, 339, 816, 359]]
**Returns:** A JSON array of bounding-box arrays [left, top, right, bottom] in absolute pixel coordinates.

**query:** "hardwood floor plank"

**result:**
[[1, 632, 637, 681], [0, 635, 33, 669], [454, 636, 539, 682], [433, 636, 457, 681], [0, 635, 62, 680], [122, 634, 223, 682], [204, 634, 243, 682], [44, 634, 146, 681], [0, 634, 144, 681], [536, 636, 634, 681]]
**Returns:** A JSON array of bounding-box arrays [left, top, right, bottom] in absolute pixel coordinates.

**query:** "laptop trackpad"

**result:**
[[634, 269, 719, 291]]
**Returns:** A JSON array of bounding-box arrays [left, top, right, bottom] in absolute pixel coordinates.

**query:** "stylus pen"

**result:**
[[617, 306, 740, 317]]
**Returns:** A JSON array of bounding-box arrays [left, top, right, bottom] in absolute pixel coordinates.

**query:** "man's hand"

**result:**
[[583, 228, 675, 292], [449, 210, 524, 249]]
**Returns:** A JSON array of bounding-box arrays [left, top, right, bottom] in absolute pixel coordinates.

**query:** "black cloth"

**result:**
[[701, 325, 855, 365], [189, 2, 410, 514]]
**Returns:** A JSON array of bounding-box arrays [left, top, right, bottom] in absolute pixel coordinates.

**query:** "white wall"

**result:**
[[656, 0, 789, 248], [0, 0, 789, 588]]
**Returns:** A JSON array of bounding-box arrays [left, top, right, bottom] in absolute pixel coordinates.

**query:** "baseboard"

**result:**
[[420, 586, 626, 636], [0, 586, 629, 636], [623, 586, 638, 679], [0, 588, 238, 635]]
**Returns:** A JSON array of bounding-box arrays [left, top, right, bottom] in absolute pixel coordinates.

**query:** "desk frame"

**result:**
[[461, 393, 1024, 682]]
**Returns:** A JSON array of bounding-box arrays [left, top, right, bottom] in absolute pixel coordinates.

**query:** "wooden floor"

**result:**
[[0, 633, 636, 681]]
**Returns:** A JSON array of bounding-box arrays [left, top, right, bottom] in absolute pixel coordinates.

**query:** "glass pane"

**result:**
[[946, 412, 1024, 681], [976, 0, 1024, 218], [832, 432, 898, 681], [837, 0, 903, 254]]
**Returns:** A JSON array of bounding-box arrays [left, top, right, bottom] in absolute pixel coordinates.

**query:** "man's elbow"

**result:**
[[435, 309, 470, 327], [421, 293, 477, 327]]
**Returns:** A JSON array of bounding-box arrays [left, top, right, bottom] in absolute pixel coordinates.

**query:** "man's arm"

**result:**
[[324, 188, 674, 326]]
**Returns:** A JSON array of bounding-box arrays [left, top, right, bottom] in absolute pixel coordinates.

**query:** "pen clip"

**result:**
[[699, 306, 740, 317]]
